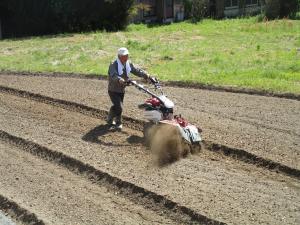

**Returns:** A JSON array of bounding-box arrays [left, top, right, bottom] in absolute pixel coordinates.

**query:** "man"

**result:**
[[107, 47, 153, 130]]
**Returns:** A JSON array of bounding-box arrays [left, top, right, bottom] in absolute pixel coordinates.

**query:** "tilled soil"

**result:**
[[0, 74, 299, 170], [0, 92, 299, 225], [0, 142, 178, 225]]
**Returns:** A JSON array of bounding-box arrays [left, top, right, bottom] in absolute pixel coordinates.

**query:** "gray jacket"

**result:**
[[108, 60, 149, 93]]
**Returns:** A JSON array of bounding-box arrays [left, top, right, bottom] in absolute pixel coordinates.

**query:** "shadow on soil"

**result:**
[[127, 135, 144, 145], [82, 124, 144, 147]]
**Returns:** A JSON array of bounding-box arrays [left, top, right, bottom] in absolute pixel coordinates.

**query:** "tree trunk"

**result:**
[[0, 19, 2, 39]]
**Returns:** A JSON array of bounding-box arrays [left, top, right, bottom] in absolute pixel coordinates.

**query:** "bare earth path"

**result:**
[[0, 92, 299, 225], [0, 74, 299, 170]]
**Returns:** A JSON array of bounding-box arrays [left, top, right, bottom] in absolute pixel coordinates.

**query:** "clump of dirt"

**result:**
[[150, 124, 190, 166]]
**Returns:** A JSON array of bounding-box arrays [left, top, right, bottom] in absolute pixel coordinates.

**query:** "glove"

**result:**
[[149, 76, 158, 84], [118, 78, 125, 85]]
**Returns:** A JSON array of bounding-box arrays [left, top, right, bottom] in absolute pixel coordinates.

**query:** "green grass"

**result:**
[[0, 17, 300, 94]]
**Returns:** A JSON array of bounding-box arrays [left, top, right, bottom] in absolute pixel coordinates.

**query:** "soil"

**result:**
[[0, 90, 299, 225], [0, 74, 299, 170], [0, 142, 177, 225]]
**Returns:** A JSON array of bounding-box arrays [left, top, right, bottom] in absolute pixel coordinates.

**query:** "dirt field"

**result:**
[[0, 73, 299, 225]]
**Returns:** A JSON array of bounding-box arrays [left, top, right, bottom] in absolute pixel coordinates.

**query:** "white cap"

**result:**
[[117, 47, 129, 56]]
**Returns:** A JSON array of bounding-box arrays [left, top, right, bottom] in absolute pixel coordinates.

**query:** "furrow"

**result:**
[[204, 141, 300, 179], [1, 71, 299, 101], [0, 130, 226, 225], [0, 85, 299, 180], [0, 194, 45, 225], [194, 108, 300, 138], [0, 85, 144, 131]]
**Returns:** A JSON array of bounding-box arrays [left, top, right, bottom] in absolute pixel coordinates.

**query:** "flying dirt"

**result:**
[[127, 79, 202, 165]]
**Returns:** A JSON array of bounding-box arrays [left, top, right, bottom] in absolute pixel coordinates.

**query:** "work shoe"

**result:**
[[107, 120, 116, 126], [107, 113, 115, 126], [115, 123, 122, 130], [115, 116, 122, 129]]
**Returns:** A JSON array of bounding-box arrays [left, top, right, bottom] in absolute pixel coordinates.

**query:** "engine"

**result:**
[[139, 96, 174, 122]]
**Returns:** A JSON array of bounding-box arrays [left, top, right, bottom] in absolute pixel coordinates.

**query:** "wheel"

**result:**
[[191, 142, 202, 154], [181, 141, 192, 158]]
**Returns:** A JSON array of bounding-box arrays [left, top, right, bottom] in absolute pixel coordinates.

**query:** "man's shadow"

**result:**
[[82, 124, 144, 147]]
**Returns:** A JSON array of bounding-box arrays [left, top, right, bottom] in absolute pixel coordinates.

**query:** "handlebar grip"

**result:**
[[149, 77, 159, 84]]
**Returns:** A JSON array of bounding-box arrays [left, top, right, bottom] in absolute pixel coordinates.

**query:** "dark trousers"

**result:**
[[108, 91, 124, 123]]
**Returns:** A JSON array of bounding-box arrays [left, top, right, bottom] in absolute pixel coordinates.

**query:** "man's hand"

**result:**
[[143, 74, 150, 80], [118, 78, 125, 85], [149, 76, 158, 84]]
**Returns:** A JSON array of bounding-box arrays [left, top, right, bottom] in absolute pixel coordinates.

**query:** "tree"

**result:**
[[279, 0, 299, 18], [183, 0, 193, 19], [191, 0, 209, 22], [265, 0, 299, 19], [0, 0, 135, 38]]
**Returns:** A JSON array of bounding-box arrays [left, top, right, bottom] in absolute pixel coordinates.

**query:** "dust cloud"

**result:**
[[150, 124, 190, 166]]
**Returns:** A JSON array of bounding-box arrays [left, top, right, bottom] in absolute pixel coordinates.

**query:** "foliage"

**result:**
[[265, 0, 299, 19], [129, 2, 152, 21], [183, 0, 193, 19], [0, 0, 135, 38], [190, 0, 209, 22]]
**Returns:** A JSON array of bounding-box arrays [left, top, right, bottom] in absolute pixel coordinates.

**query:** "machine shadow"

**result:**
[[82, 124, 144, 147], [127, 135, 144, 145]]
